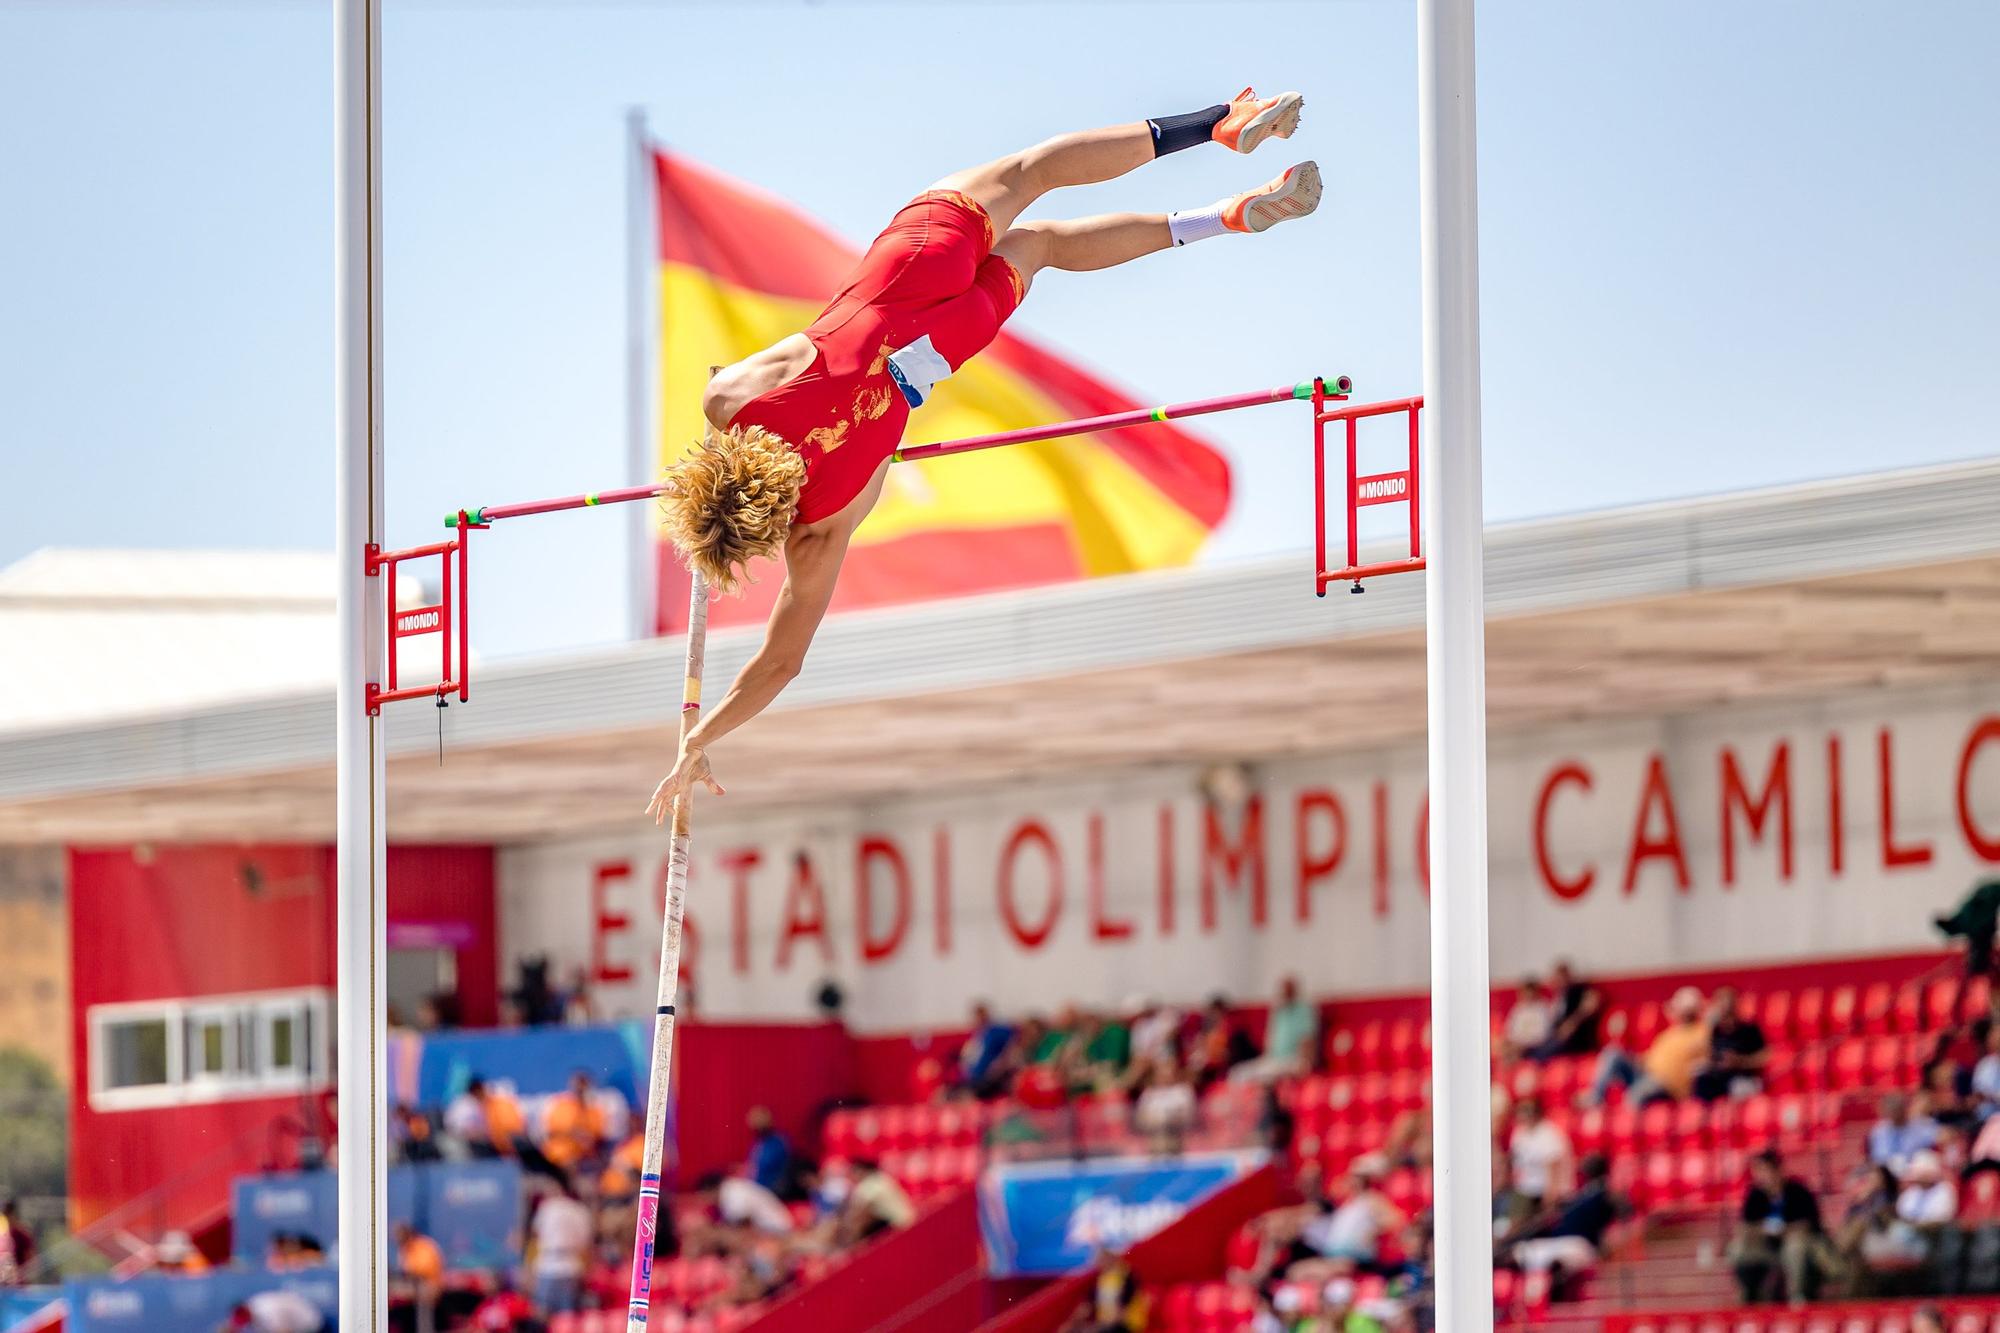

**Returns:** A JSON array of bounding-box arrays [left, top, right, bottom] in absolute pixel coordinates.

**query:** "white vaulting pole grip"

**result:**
[[625, 572, 708, 1332]]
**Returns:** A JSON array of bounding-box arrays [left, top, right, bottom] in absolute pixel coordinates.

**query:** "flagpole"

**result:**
[[625, 107, 656, 639]]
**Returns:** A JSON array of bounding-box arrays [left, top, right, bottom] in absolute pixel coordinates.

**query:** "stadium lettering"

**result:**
[[998, 819, 1063, 950], [1294, 789, 1346, 923], [776, 851, 832, 968], [1958, 717, 2000, 863], [856, 835, 911, 964], [1533, 763, 1596, 900], [1087, 813, 1135, 942], [1623, 754, 1692, 895], [1720, 742, 1795, 886], [590, 860, 634, 984], [1877, 726, 1934, 869], [1201, 795, 1268, 931]]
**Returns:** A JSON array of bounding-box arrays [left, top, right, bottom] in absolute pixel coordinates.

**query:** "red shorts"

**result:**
[[730, 190, 1025, 524]]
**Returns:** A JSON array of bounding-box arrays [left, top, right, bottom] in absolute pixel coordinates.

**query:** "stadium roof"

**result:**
[[0, 548, 428, 735], [2, 457, 1997, 845]]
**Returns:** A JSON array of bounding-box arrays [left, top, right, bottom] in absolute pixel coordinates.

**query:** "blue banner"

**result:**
[[411, 1020, 647, 1107], [978, 1151, 1262, 1276], [64, 1269, 338, 1333], [231, 1164, 520, 1271]]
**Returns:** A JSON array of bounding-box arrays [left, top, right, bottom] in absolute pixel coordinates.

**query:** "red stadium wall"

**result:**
[[673, 1021, 860, 1184], [67, 843, 496, 1230]]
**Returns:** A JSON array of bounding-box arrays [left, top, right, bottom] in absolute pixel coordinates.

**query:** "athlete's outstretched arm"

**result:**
[[645, 521, 851, 822]]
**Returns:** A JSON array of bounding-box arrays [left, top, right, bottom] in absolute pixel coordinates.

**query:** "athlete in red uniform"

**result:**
[[649, 90, 1320, 819]]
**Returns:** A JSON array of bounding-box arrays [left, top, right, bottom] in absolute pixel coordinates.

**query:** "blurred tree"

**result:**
[[0, 1048, 66, 1199]]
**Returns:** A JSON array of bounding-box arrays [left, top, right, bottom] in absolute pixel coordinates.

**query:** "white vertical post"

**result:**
[[335, 0, 388, 1328], [1418, 0, 1494, 1329], [625, 107, 657, 639]]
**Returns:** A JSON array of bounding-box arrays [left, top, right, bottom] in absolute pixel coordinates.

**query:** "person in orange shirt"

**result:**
[[153, 1231, 209, 1276], [541, 1071, 608, 1172], [395, 1222, 445, 1333], [1587, 986, 1711, 1106]]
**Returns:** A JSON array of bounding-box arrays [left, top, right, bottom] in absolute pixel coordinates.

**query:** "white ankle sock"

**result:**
[[1168, 203, 1231, 247]]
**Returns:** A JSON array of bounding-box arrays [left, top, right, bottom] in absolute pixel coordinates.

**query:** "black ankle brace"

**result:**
[[1148, 104, 1230, 157]]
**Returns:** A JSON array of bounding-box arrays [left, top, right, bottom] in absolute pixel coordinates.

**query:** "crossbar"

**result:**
[[443, 377, 1353, 528]]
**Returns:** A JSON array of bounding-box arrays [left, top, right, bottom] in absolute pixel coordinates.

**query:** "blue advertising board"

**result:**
[[64, 1269, 338, 1333], [231, 1163, 518, 1271], [411, 1021, 647, 1107], [977, 1150, 1263, 1276]]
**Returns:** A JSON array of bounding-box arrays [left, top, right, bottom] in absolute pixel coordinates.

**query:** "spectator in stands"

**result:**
[[1507, 1097, 1575, 1213], [445, 1076, 527, 1159], [1064, 1009, 1133, 1093], [1965, 1105, 2000, 1180], [559, 964, 595, 1025], [1130, 998, 1182, 1068], [1235, 977, 1320, 1084], [1869, 1092, 1943, 1176], [1533, 959, 1605, 1062], [529, 1179, 593, 1315], [960, 1000, 1017, 1098], [1899, 1150, 1959, 1232], [0, 1199, 34, 1285], [716, 1168, 796, 1237], [1913, 1306, 1948, 1333], [542, 1071, 611, 1175], [1289, 1164, 1407, 1279], [1585, 986, 1708, 1107], [1970, 1025, 2000, 1119], [744, 1105, 795, 1197], [1506, 1153, 1629, 1290], [1919, 1063, 1977, 1135], [833, 1158, 918, 1245], [1081, 1249, 1150, 1332], [1501, 978, 1556, 1061], [1692, 985, 1769, 1102], [1189, 994, 1260, 1086], [1934, 876, 2000, 977], [154, 1230, 209, 1275], [1493, 1146, 1531, 1237], [394, 1221, 445, 1333], [467, 1277, 538, 1331], [1248, 1282, 1306, 1333], [1728, 1149, 1837, 1304], [393, 1103, 443, 1164], [1377, 1102, 1432, 1172], [224, 1292, 327, 1333], [1134, 1055, 1199, 1152]]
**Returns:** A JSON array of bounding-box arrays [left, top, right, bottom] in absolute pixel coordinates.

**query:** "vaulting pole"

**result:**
[[1418, 0, 1495, 1328], [334, 0, 388, 1328], [624, 573, 708, 1332]]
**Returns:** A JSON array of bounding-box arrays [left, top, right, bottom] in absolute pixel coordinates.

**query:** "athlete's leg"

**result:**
[[992, 159, 1322, 286], [934, 89, 1304, 236]]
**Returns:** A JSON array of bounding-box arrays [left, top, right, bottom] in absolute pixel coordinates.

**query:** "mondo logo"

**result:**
[[1357, 476, 1407, 501]]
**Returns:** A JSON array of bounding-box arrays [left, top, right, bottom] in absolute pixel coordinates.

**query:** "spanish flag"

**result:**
[[652, 148, 1231, 632]]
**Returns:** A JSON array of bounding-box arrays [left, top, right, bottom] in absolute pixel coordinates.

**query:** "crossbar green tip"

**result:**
[[444, 507, 486, 529]]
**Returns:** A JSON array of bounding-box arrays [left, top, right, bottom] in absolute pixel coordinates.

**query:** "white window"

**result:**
[[88, 988, 331, 1111]]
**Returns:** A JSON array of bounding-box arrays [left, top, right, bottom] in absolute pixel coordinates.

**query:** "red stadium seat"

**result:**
[[1737, 1094, 1776, 1148], [1966, 974, 1994, 1023], [1387, 1017, 1422, 1069], [1356, 1073, 1391, 1118], [1639, 1100, 1678, 1149], [1327, 1025, 1357, 1073], [1929, 978, 1962, 1032], [1793, 987, 1826, 1039], [1828, 985, 1860, 1033], [1830, 1041, 1868, 1091], [548, 1316, 583, 1333], [1673, 1098, 1710, 1147], [880, 1104, 914, 1150], [1355, 1021, 1388, 1072], [1866, 1034, 1905, 1087], [1861, 981, 1895, 1034], [1608, 1104, 1641, 1155], [1574, 1105, 1607, 1155], [904, 1102, 942, 1147], [1677, 1148, 1713, 1203], [1763, 1046, 1798, 1094], [1893, 984, 1922, 1034], [1759, 988, 1793, 1042], [1160, 1283, 1198, 1330], [1630, 1001, 1665, 1050], [1387, 1069, 1425, 1114]]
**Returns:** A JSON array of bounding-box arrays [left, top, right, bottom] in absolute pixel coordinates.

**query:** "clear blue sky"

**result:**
[[3, 1, 1996, 660]]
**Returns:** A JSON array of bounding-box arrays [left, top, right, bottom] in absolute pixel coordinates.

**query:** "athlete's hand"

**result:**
[[647, 745, 724, 824]]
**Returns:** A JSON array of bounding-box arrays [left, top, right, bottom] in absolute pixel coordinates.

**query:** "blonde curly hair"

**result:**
[[660, 425, 806, 593]]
